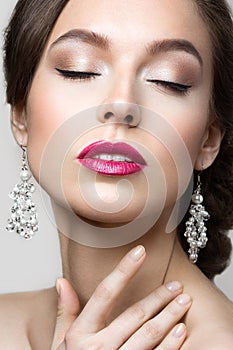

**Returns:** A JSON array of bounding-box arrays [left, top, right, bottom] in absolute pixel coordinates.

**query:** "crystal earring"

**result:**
[[6, 146, 38, 239], [184, 172, 210, 263]]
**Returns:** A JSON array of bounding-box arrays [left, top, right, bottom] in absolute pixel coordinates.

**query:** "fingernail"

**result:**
[[165, 281, 182, 292], [56, 278, 61, 297], [177, 293, 191, 305], [129, 245, 145, 261], [172, 323, 186, 338]]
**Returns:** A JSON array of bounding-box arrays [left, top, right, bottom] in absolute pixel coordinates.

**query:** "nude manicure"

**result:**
[[55, 279, 61, 297], [177, 293, 191, 305], [129, 245, 145, 261], [172, 323, 186, 338], [165, 281, 182, 292]]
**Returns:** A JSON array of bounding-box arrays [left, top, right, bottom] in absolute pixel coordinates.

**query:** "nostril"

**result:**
[[125, 115, 133, 124], [104, 112, 114, 120], [102, 111, 136, 125]]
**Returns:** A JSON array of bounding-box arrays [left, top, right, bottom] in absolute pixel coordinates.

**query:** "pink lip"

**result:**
[[77, 141, 147, 176]]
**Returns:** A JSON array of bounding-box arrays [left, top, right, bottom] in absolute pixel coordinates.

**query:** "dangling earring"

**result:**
[[6, 146, 38, 239], [184, 172, 210, 263]]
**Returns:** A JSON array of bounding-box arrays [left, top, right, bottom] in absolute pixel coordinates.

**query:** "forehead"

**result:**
[[47, 0, 212, 64]]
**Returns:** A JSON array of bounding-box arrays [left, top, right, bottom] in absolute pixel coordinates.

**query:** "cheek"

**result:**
[[25, 77, 73, 181], [175, 111, 209, 163], [25, 71, 102, 180], [140, 92, 211, 166], [163, 95, 211, 164]]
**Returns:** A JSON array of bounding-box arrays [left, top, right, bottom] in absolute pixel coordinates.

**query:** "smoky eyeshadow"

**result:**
[[47, 43, 202, 86], [144, 54, 202, 86], [47, 44, 107, 73]]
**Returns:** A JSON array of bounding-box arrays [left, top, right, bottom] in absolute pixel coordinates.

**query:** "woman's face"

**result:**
[[15, 0, 222, 225]]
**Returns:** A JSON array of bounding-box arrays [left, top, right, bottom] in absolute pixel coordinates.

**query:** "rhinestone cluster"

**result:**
[[6, 148, 38, 239], [184, 179, 210, 263]]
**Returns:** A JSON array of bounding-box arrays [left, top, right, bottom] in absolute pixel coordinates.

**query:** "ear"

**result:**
[[11, 105, 28, 147], [194, 122, 224, 170]]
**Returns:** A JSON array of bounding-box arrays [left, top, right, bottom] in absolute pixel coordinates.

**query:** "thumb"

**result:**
[[51, 278, 80, 350]]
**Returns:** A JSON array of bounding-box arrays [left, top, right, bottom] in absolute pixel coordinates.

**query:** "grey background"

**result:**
[[0, 0, 232, 300]]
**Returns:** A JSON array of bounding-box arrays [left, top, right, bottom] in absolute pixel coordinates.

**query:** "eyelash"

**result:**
[[147, 79, 192, 95], [56, 69, 192, 95], [56, 68, 101, 81]]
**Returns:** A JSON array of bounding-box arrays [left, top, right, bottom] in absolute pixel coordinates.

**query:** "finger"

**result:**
[[120, 293, 192, 350], [101, 281, 183, 348], [72, 245, 146, 333], [51, 278, 80, 350], [155, 323, 187, 350]]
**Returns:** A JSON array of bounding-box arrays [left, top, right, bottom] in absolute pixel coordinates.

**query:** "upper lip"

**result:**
[[77, 141, 147, 165]]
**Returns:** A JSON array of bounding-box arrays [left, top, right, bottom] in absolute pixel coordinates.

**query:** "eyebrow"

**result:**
[[50, 29, 110, 51], [50, 29, 203, 67], [146, 39, 203, 67]]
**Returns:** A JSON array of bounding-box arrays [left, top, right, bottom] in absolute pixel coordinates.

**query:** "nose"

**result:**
[[97, 101, 141, 127]]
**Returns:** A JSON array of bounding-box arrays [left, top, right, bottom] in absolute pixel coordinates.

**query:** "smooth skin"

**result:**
[[0, 247, 191, 350], [53, 246, 190, 350], [2, 0, 233, 349]]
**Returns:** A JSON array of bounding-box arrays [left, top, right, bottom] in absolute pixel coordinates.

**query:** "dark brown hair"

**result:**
[[3, 0, 233, 278], [178, 0, 233, 279], [3, 0, 68, 107]]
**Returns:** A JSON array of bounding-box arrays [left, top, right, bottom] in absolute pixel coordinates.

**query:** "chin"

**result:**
[[75, 213, 131, 228], [69, 202, 142, 224]]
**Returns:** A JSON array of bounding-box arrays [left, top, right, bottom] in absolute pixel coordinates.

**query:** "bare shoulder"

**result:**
[[182, 283, 233, 349], [182, 326, 233, 350], [0, 287, 57, 350], [183, 297, 233, 349]]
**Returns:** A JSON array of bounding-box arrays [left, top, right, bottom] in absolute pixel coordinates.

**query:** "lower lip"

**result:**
[[79, 158, 144, 175]]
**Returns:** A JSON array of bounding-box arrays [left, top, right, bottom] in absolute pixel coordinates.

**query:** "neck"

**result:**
[[58, 224, 178, 320], [52, 199, 190, 320]]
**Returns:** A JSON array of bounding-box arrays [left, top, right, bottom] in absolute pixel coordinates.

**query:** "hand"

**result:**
[[51, 245, 192, 350]]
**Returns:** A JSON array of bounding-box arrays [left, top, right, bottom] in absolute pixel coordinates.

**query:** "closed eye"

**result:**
[[56, 68, 101, 81], [147, 79, 192, 95]]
